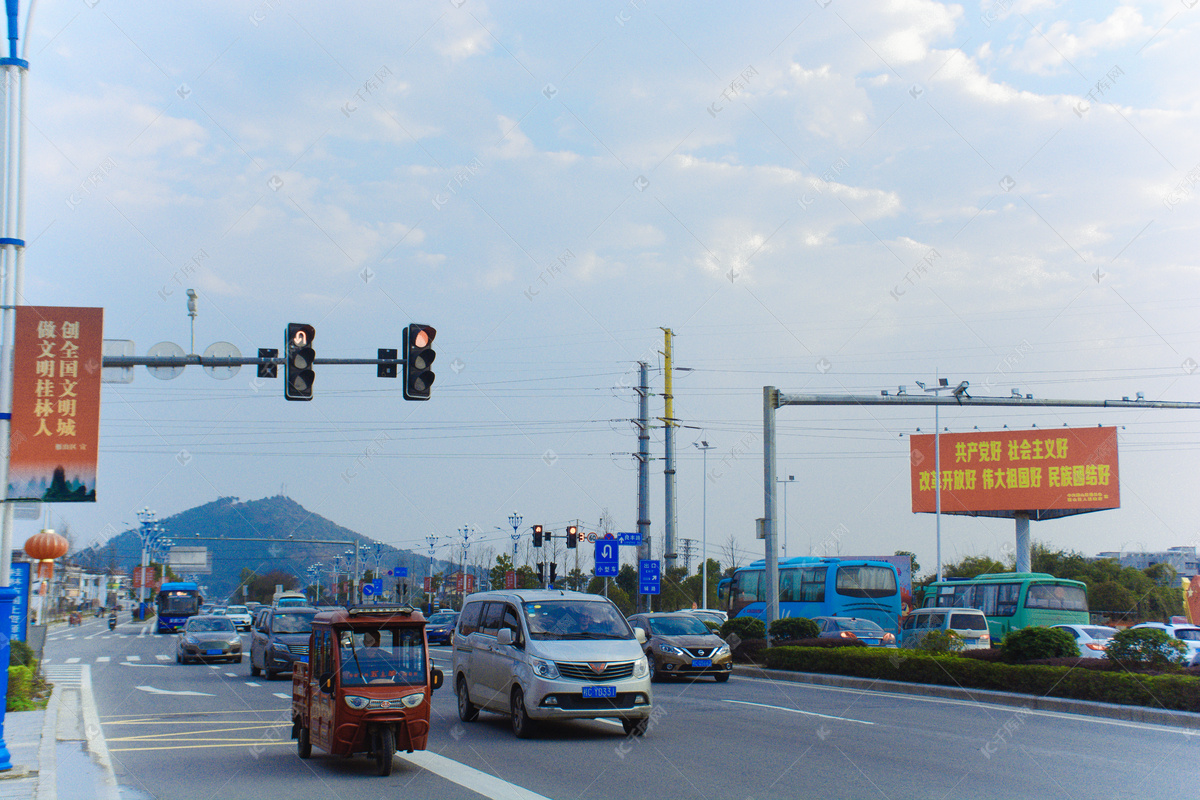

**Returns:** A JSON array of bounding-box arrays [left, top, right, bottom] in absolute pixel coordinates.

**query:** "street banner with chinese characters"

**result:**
[[132, 566, 156, 589], [910, 426, 1119, 514], [8, 306, 103, 502]]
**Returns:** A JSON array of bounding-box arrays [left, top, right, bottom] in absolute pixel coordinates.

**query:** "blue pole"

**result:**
[[0, 585, 16, 770], [3, 1, 15, 59]]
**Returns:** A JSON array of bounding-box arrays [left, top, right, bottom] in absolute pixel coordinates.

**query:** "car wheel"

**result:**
[[374, 727, 395, 776], [714, 672, 730, 683], [456, 676, 478, 723], [266, 668, 277, 681], [297, 725, 312, 759], [250, 660, 261, 677], [622, 718, 648, 736], [647, 654, 660, 683], [510, 686, 536, 739]]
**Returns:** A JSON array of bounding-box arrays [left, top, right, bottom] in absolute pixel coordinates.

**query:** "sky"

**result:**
[[13, 0, 1200, 581]]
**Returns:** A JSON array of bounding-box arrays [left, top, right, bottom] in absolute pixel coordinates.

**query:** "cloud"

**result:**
[[1010, 6, 1150, 74]]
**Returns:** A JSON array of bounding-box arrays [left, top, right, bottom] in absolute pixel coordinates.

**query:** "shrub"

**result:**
[[1000, 626, 1079, 662], [730, 638, 768, 664], [1106, 628, 1187, 670], [9, 639, 35, 668], [769, 617, 819, 641], [908, 629, 964, 654], [720, 616, 765, 642], [7, 665, 33, 712]]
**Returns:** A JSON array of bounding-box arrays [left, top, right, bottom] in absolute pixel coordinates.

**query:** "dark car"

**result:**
[[176, 615, 243, 664], [627, 612, 733, 682], [249, 606, 317, 680], [812, 616, 897, 647], [425, 611, 459, 646]]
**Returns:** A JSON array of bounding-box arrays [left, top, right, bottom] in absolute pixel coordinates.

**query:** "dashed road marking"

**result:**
[[272, 693, 290, 700], [66, 657, 81, 664], [96, 656, 110, 663], [155, 655, 171, 661], [125, 655, 141, 662]]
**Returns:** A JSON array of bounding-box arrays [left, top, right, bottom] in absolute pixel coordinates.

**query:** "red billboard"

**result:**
[[8, 306, 103, 502], [910, 426, 1119, 514]]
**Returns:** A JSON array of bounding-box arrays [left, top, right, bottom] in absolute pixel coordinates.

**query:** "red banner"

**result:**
[[505, 570, 516, 590], [910, 426, 1119, 514], [8, 307, 103, 502], [423, 576, 432, 592], [132, 566, 155, 589]]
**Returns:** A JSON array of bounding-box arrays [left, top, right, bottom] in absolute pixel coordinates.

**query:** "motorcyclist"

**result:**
[[108, 611, 117, 631]]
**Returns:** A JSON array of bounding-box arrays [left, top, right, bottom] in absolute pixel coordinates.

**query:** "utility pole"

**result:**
[[660, 329, 678, 573], [680, 538, 695, 573], [636, 361, 651, 612]]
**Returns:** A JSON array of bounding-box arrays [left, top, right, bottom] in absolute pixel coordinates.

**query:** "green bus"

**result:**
[[921, 572, 1089, 644]]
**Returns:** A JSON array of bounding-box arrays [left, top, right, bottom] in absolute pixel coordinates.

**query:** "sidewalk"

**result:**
[[0, 629, 121, 800]]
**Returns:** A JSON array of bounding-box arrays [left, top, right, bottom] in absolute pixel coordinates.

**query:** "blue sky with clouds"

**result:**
[[16, 0, 1200, 576]]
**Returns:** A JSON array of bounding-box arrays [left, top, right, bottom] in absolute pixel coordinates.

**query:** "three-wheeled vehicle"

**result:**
[[291, 604, 443, 776]]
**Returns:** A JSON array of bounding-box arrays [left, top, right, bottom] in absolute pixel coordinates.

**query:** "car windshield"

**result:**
[[427, 613, 457, 626], [1082, 627, 1116, 640], [338, 628, 427, 686], [1173, 628, 1200, 642], [834, 618, 883, 633], [226, 606, 248, 614], [187, 618, 234, 633], [273, 612, 316, 634], [648, 616, 712, 636], [524, 600, 632, 640]]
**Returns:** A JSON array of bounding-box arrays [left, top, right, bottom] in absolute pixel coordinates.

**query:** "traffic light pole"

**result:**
[[102, 355, 406, 368]]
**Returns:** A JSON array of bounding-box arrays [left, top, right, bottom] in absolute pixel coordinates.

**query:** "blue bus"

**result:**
[[156, 582, 203, 633], [720, 557, 903, 634]]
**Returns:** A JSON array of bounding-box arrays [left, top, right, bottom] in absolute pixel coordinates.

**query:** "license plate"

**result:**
[[691, 658, 712, 668], [205, 649, 223, 655], [582, 686, 616, 699]]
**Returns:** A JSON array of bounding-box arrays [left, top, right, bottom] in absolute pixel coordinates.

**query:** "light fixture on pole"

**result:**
[[917, 377, 964, 582], [775, 475, 795, 557], [425, 534, 438, 612], [693, 440, 714, 610]]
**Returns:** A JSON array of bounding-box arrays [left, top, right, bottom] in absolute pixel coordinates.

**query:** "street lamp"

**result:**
[[693, 440, 714, 610], [917, 377, 964, 582], [458, 525, 472, 606], [135, 509, 157, 620], [425, 534, 438, 613], [776, 474, 794, 557], [507, 512, 523, 563]]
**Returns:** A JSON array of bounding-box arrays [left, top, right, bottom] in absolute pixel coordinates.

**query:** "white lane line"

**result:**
[[246, 682, 261, 687], [66, 657, 81, 664], [125, 655, 141, 661], [397, 750, 553, 800], [722, 699, 874, 726], [591, 718, 624, 729], [272, 693, 290, 700], [155, 655, 171, 661], [95, 656, 110, 663], [135, 685, 215, 697], [224, 673, 238, 678]]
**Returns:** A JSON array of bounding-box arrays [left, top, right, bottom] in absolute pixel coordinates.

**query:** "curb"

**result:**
[[36, 682, 60, 800], [733, 664, 1200, 730], [79, 666, 121, 800]]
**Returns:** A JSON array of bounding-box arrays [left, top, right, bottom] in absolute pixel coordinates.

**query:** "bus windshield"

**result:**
[[159, 590, 199, 616], [338, 628, 427, 686]]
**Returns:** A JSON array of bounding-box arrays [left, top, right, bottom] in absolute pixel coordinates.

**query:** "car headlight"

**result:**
[[344, 695, 370, 710], [400, 692, 425, 708], [633, 656, 649, 679], [271, 641, 290, 651], [712, 644, 730, 657], [185, 635, 199, 645], [656, 643, 685, 656], [531, 657, 560, 679]]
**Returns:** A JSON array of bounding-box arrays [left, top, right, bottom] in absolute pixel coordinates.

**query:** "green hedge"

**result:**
[[7, 665, 34, 712], [761, 646, 1200, 712]]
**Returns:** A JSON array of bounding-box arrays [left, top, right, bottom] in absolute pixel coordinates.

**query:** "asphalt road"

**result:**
[[44, 617, 1198, 800]]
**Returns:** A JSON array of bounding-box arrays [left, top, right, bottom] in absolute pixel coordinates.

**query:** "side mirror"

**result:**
[[496, 628, 514, 646], [430, 667, 443, 691], [634, 627, 647, 645], [318, 672, 334, 694]]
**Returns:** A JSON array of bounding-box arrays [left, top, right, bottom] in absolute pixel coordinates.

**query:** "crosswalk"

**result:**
[[42, 663, 85, 686]]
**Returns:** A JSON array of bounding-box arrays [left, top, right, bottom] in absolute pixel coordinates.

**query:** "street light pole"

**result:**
[[776, 475, 794, 557], [136, 509, 156, 620], [508, 512, 522, 587], [918, 377, 961, 583], [426, 534, 438, 613], [694, 440, 714, 609]]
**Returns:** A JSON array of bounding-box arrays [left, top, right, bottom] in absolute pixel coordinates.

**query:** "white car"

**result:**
[[221, 605, 254, 631], [1130, 622, 1200, 666], [1051, 624, 1118, 659]]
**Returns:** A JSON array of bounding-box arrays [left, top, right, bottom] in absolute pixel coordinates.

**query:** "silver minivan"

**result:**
[[452, 590, 653, 738], [900, 607, 991, 650]]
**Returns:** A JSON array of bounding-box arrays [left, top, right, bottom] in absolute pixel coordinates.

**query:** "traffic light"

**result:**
[[532, 525, 543, 548], [403, 323, 437, 401], [284, 324, 315, 401], [549, 563, 557, 584], [566, 525, 578, 549], [537, 562, 545, 583]]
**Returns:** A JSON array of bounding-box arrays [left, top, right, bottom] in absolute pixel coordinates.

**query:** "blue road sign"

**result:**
[[594, 540, 619, 577], [9, 561, 29, 642], [388, 567, 409, 578], [363, 578, 384, 597], [617, 532, 642, 546], [639, 559, 660, 595]]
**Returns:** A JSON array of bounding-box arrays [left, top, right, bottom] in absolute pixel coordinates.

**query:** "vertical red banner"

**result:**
[[8, 306, 103, 502], [505, 570, 515, 590]]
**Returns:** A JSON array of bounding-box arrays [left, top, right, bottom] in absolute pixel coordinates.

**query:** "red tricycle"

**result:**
[[67, 612, 82, 627]]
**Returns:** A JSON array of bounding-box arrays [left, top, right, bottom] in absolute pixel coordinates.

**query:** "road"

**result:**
[[44, 617, 1197, 799]]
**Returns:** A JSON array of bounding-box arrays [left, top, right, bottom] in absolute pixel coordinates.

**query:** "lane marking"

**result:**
[[135, 685, 215, 697], [397, 750, 554, 800], [96, 656, 110, 663], [272, 693, 290, 700], [125, 655, 141, 661], [108, 723, 288, 741], [245, 682, 261, 687], [224, 673, 238, 677], [155, 655, 171, 661], [110, 741, 291, 752], [66, 657, 81, 664], [118, 662, 168, 669], [722, 699, 874, 726], [101, 708, 281, 720]]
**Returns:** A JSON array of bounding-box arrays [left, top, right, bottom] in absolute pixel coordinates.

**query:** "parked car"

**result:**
[[250, 606, 318, 680], [223, 605, 253, 631], [813, 616, 897, 647], [679, 609, 728, 628], [425, 611, 459, 646], [900, 608, 990, 650], [453, 590, 652, 738], [1130, 622, 1200, 666], [177, 615, 242, 664], [1051, 624, 1118, 659], [628, 612, 732, 682]]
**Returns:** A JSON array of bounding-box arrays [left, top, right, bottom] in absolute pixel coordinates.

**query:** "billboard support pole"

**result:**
[[1015, 513, 1030, 572]]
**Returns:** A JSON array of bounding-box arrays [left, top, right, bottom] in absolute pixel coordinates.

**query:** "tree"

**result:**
[[1089, 581, 1135, 615], [490, 553, 515, 590], [616, 564, 637, 598], [894, 550, 920, 578], [942, 554, 1012, 580]]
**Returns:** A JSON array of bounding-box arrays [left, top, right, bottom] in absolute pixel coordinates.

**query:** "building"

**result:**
[[1094, 546, 1199, 578]]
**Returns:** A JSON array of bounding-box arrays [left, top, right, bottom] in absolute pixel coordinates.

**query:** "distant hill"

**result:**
[[74, 495, 446, 602]]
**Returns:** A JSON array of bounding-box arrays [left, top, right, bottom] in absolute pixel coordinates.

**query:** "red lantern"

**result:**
[[24, 530, 69, 560]]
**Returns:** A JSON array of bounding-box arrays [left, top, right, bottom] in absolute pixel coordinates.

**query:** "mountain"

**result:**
[[74, 495, 445, 602]]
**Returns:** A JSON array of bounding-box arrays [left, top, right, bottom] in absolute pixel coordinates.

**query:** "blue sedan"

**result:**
[[425, 611, 459, 646]]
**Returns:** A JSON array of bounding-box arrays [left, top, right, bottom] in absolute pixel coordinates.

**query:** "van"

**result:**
[[900, 607, 990, 650], [452, 590, 653, 738]]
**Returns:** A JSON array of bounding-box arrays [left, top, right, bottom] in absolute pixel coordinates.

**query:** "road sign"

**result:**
[[388, 567, 409, 578], [617, 532, 641, 546], [639, 559, 661, 595], [586, 531, 598, 543], [594, 540, 619, 577], [362, 579, 382, 597]]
